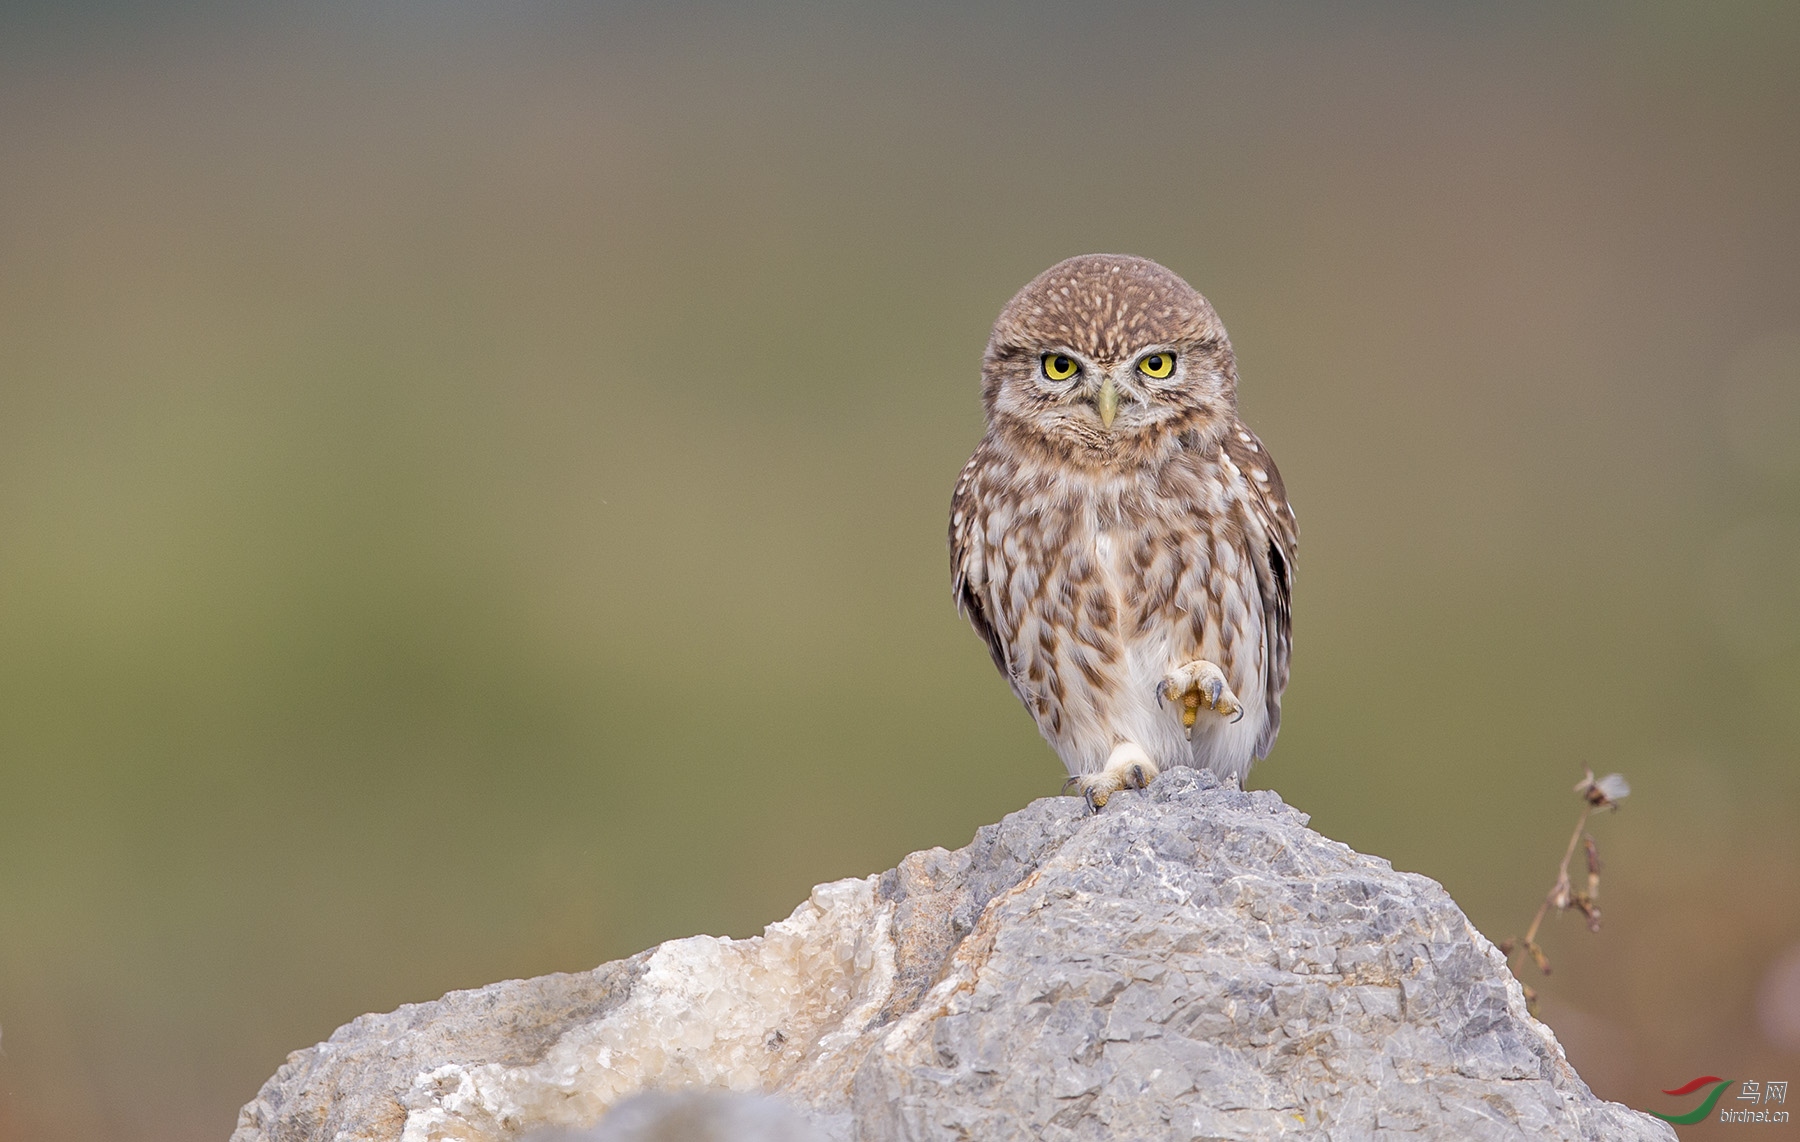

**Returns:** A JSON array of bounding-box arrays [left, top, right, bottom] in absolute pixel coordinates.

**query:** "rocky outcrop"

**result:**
[[232, 768, 1673, 1141]]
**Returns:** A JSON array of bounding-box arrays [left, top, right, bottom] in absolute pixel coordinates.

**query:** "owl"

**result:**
[[950, 254, 1297, 810]]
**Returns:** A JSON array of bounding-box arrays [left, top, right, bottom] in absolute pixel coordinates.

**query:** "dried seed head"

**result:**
[[1574, 769, 1631, 809]]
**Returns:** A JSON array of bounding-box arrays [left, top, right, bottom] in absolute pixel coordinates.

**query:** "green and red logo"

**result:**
[[1647, 1075, 1789, 1125], [1648, 1076, 1733, 1125]]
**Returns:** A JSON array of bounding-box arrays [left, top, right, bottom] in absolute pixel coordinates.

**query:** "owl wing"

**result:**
[[1221, 421, 1297, 759], [949, 439, 1012, 679]]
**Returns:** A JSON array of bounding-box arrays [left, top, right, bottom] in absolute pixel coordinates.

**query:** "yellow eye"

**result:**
[[1041, 353, 1079, 381], [1137, 352, 1176, 379]]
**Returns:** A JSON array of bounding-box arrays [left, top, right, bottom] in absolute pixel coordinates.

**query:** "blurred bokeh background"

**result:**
[[1, 3, 1796, 1139]]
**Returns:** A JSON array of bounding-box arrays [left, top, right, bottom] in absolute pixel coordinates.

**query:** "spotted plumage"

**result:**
[[950, 255, 1297, 806]]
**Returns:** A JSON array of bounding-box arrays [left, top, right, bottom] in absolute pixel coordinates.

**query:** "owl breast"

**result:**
[[953, 440, 1276, 783]]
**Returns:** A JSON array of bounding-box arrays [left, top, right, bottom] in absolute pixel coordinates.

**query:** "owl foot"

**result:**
[[1065, 742, 1160, 813], [1159, 660, 1243, 739]]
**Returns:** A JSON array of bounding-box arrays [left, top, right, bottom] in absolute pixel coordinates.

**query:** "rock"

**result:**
[[231, 769, 1673, 1142], [524, 1091, 827, 1142]]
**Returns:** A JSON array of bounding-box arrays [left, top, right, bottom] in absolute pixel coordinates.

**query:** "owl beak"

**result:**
[[1096, 376, 1119, 430]]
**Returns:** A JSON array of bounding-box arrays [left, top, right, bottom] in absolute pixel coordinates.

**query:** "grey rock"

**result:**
[[525, 1091, 826, 1142], [232, 769, 1673, 1142]]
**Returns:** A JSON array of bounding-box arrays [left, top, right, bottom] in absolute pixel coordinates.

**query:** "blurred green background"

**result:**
[[1, 3, 1797, 1139]]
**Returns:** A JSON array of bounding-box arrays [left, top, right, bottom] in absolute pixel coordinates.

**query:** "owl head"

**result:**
[[981, 254, 1238, 465]]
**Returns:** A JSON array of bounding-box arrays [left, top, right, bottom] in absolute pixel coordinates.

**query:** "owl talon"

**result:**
[[1071, 742, 1159, 813], [1074, 771, 1120, 812], [1160, 660, 1242, 739]]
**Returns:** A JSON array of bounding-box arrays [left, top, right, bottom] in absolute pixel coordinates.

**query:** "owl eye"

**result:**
[[1137, 352, 1176, 379], [1041, 354, 1080, 382]]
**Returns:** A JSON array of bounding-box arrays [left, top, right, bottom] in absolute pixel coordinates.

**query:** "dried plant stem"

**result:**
[[1522, 802, 1593, 956], [1504, 796, 1605, 972], [1500, 771, 1626, 1003]]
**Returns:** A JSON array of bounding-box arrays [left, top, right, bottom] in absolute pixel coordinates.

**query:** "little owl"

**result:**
[[950, 254, 1296, 810]]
